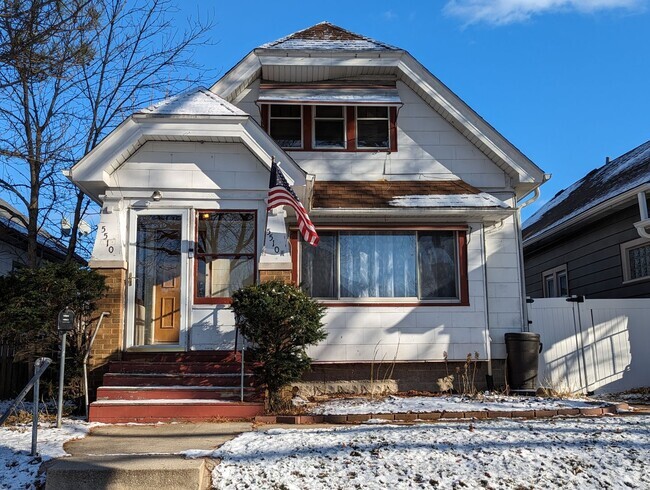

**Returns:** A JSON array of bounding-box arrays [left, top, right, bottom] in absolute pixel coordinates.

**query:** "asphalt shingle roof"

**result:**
[[523, 140, 650, 242], [260, 22, 400, 51]]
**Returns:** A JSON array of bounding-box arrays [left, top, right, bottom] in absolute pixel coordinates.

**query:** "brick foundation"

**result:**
[[88, 267, 127, 399], [294, 360, 506, 396]]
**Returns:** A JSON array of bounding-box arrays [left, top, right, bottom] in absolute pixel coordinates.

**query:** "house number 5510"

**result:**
[[101, 226, 115, 254]]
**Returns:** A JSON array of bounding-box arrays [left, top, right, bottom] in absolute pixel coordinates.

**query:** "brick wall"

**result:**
[[259, 269, 292, 283], [87, 267, 127, 397]]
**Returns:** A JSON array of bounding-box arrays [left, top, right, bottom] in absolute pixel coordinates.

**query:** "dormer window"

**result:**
[[314, 106, 345, 149], [269, 105, 302, 148], [356, 106, 389, 149]]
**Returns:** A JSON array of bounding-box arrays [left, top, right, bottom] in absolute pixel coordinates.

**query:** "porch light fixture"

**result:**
[[151, 190, 162, 201]]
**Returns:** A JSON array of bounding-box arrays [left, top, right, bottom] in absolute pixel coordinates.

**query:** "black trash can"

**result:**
[[505, 332, 542, 391]]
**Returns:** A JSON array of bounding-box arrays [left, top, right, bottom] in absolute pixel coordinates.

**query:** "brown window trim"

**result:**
[[194, 209, 257, 305], [263, 104, 397, 153], [290, 227, 469, 307]]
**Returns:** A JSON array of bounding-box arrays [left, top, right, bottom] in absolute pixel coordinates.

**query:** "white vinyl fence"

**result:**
[[527, 297, 650, 394]]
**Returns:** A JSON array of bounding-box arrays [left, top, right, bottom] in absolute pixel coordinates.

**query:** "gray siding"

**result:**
[[524, 203, 650, 299]]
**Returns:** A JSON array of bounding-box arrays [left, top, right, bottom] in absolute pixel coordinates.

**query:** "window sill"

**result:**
[[319, 300, 468, 307], [194, 297, 233, 305], [621, 276, 650, 285]]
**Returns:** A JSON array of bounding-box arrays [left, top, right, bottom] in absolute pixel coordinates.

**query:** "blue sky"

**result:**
[[184, 0, 650, 220]]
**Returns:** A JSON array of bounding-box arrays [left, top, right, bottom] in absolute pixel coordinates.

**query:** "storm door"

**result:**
[[127, 211, 189, 348]]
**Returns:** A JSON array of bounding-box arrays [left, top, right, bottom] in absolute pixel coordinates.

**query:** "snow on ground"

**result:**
[[0, 402, 94, 490], [210, 416, 649, 489], [310, 394, 607, 415]]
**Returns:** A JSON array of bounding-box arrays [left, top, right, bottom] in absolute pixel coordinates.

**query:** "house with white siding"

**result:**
[[68, 23, 547, 422]]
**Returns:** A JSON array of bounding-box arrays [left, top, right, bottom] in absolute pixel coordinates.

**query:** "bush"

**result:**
[[231, 280, 327, 412], [0, 262, 106, 405]]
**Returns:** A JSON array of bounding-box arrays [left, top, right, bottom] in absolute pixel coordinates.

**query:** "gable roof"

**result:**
[[260, 22, 399, 51], [523, 140, 650, 243], [137, 87, 246, 117], [68, 88, 307, 202], [211, 23, 546, 198]]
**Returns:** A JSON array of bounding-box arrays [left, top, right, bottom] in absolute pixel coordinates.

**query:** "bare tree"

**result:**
[[0, 0, 212, 267]]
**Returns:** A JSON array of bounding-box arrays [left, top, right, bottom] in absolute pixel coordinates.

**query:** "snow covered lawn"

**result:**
[[0, 403, 93, 490], [210, 416, 649, 489], [309, 394, 607, 415]]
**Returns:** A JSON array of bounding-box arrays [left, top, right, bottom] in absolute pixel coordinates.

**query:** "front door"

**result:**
[[128, 211, 188, 348]]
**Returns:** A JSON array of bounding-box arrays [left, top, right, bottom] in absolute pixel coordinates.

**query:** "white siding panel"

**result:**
[[232, 80, 510, 189]]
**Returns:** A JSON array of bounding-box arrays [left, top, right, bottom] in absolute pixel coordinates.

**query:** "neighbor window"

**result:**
[[269, 105, 302, 148], [196, 211, 256, 302], [301, 230, 463, 302], [621, 238, 650, 282], [542, 265, 568, 297], [313, 106, 345, 148], [356, 106, 389, 148]]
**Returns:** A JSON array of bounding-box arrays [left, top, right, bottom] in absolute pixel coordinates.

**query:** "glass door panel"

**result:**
[[133, 215, 182, 345]]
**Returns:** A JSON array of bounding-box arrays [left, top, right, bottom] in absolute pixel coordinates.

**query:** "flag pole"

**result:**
[[262, 156, 274, 262]]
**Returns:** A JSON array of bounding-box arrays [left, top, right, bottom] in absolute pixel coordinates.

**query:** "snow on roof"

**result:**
[[260, 22, 399, 51], [258, 87, 401, 105], [389, 193, 510, 209], [523, 140, 650, 242], [138, 87, 247, 117]]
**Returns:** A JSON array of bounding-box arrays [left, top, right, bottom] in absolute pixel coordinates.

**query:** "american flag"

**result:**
[[267, 158, 319, 246]]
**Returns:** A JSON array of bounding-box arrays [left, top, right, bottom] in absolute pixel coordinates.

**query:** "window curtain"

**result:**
[[340, 232, 416, 298]]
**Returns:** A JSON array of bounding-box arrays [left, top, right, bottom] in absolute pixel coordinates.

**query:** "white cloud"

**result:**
[[444, 0, 647, 25]]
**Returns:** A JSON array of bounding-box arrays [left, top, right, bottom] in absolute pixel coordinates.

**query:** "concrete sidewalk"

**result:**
[[46, 422, 253, 490]]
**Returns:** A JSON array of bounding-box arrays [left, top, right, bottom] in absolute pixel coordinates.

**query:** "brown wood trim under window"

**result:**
[[389, 107, 398, 153], [193, 209, 257, 305], [292, 228, 469, 307], [260, 104, 269, 132]]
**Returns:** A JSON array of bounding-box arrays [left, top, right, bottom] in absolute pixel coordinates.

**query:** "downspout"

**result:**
[[516, 176, 550, 332], [480, 224, 494, 390]]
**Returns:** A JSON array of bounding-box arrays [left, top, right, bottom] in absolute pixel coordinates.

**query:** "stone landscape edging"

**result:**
[[255, 402, 628, 425]]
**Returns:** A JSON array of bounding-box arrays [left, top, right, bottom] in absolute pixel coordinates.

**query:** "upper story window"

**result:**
[[356, 106, 389, 149], [269, 105, 302, 148], [263, 103, 397, 152], [542, 265, 568, 297], [313, 106, 345, 149], [195, 211, 256, 304], [621, 238, 650, 282]]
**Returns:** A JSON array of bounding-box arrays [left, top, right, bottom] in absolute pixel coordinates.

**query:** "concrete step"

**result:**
[[45, 455, 208, 490], [96, 385, 262, 401], [102, 372, 257, 387], [89, 399, 265, 423], [108, 361, 252, 374]]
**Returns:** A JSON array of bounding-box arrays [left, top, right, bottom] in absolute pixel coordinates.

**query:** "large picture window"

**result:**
[[300, 230, 464, 302], [196, 211, 256, 303]]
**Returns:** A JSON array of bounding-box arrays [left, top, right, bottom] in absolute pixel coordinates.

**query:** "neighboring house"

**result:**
[[0, 198, 80, 275], [523, 140, 650, 299], [68, 23, 546, 418]]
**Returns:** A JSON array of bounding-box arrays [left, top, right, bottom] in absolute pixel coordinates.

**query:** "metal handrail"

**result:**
[[83, 311, 111, 418], [0, 357, 52, 456]]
